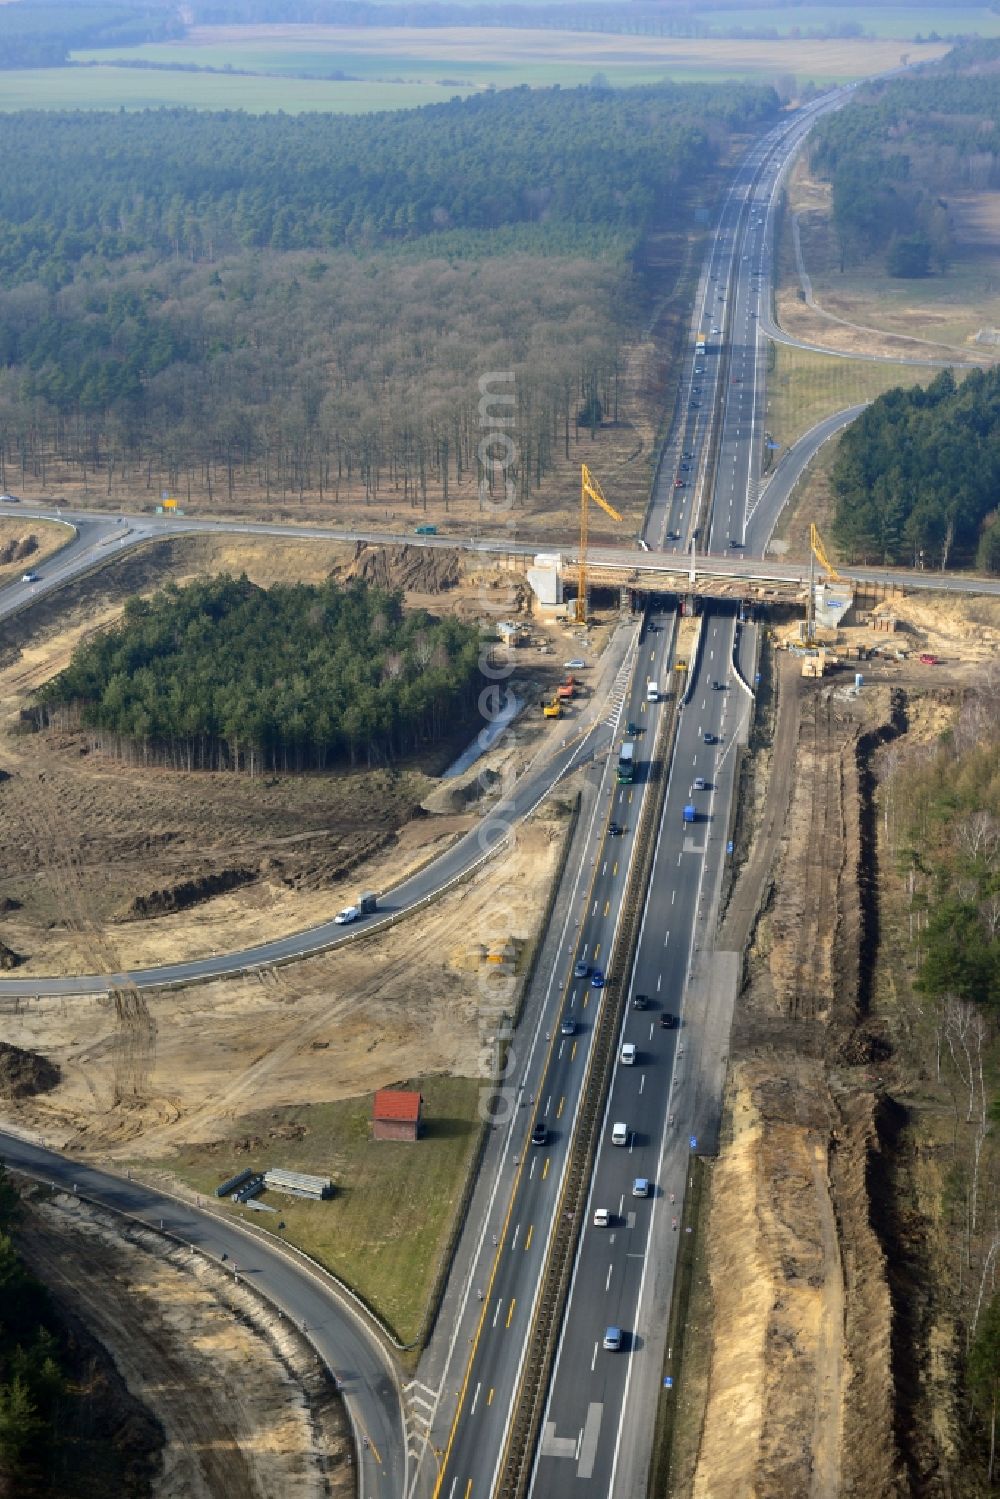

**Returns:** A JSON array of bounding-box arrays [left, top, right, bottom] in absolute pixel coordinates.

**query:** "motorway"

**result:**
[[533, 611, 747, 1499], [0, 73, 991, 1499], [429, 608, 680, 1499], [525, 99, 812, 1499]]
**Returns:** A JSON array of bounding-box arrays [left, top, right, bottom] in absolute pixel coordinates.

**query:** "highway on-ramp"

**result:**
[[0, 1129, 405, 1498]]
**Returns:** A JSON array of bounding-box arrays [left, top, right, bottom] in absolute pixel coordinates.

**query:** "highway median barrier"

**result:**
[[497, 613, 685, 1499]]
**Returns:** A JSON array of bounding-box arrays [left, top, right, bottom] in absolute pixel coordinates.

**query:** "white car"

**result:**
[[593, 1207, 610, 1227], [334, 906, 360, 925], [21, 571, 39, 583], [563, 658, 587, 670], [0, 493, 19, 504]]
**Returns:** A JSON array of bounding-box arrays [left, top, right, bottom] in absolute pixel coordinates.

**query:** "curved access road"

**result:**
[[0, 631, 637, 997], [0, 1128, 405, 1497]]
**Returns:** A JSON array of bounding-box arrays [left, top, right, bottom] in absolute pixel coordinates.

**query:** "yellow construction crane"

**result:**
[[810, 523, 844, 585], [576, 464, 623, 624]]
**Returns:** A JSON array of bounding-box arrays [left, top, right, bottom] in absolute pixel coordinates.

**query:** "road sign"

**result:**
[[689, 1135, 698, 1151]]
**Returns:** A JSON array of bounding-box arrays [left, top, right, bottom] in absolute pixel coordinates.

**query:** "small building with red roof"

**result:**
[[372, 1088, 423, 1142]]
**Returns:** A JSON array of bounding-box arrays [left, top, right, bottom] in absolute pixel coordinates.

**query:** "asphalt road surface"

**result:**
[[428, 609, 680, 1499], [0, 1130, 405, 1498]]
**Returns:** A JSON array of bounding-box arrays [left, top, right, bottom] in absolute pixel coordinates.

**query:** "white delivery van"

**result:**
[[620, 1042, 637, 1066], [646, 680, 658, 702], [612, 1121, 628, 1146]]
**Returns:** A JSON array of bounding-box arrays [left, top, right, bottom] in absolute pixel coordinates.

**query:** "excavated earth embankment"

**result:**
[[689, 674, 911, 1499]]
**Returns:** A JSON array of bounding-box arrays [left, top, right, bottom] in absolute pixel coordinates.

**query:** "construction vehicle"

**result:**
[[542, 697, 562, 719], [576, 464, 623, 624]]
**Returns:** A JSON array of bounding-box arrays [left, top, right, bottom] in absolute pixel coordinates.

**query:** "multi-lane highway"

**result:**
[[422, 94, 839, 1499], [428, 610, 679, 1499], [1, 72, 992, 1499], [533, 610, 746, 1499]]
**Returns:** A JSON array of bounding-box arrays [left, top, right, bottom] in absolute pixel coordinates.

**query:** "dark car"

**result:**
[[728, 538, 744, 548], [660, 1012, 678, 1029], [591, 969, 605, 989], [531, 1122, 548, 1145], [674, 478, 685, 488], [633, 993, 650, 1010], [666, 530, 680, 542], [626, 721, 640, 737], [609, 822, 623, 837], [704, 731, 716, 745], [713, 680, 725, 690]]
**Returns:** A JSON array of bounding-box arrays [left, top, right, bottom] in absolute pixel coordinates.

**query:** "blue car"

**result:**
[[591, 970, 605, 989]]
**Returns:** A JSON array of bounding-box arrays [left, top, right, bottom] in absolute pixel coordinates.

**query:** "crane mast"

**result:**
[[576, 464, 623, 624]]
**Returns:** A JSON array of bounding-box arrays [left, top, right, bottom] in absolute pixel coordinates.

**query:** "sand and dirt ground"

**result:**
[[682, 669, 905, 1497], [0, 530, 598, 974], [17, 1188, 352, 1499]]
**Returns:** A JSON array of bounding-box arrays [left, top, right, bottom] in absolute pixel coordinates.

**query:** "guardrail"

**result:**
[[496, 617, 684, 1499]]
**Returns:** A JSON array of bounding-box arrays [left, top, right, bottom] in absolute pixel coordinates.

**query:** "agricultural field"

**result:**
[[704, 4, 1000, 38], [18, 29, 944, 114]]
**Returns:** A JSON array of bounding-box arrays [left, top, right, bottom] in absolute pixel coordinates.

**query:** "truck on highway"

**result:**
[[683, 802, 697, 825], [617, 741, 635, 784], [646, 679, 658, 702], [414, 524, 437, 535], [695, 334, 706, 354]]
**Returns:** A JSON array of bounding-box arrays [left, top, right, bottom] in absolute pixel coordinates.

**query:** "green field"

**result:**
[[0, 64, 468, 112], [706, 5, 1000, 39], [35, 30, 935, 113], [153, 1076, 484, 1347]]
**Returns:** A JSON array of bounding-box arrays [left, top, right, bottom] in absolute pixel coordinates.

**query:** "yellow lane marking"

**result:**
[[594, 944, 601, 959], [506, 1299, 516, 1329], [571, 1041, 577, 1061], [488, 1388, 495, 1406], [612, 862, 618, 876], [542, 1157, 550, 1179], [556, 1096, 565, 1119], [525, 1224, 534, 1251]]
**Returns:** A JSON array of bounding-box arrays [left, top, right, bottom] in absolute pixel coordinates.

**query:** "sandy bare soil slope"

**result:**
[[17, 1189, 352, 1499], [0, 792, 572, 1154], [690, 675, 905, 1498]]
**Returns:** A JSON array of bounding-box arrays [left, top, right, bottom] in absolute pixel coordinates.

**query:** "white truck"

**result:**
[[646, 679, 658, 702]]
